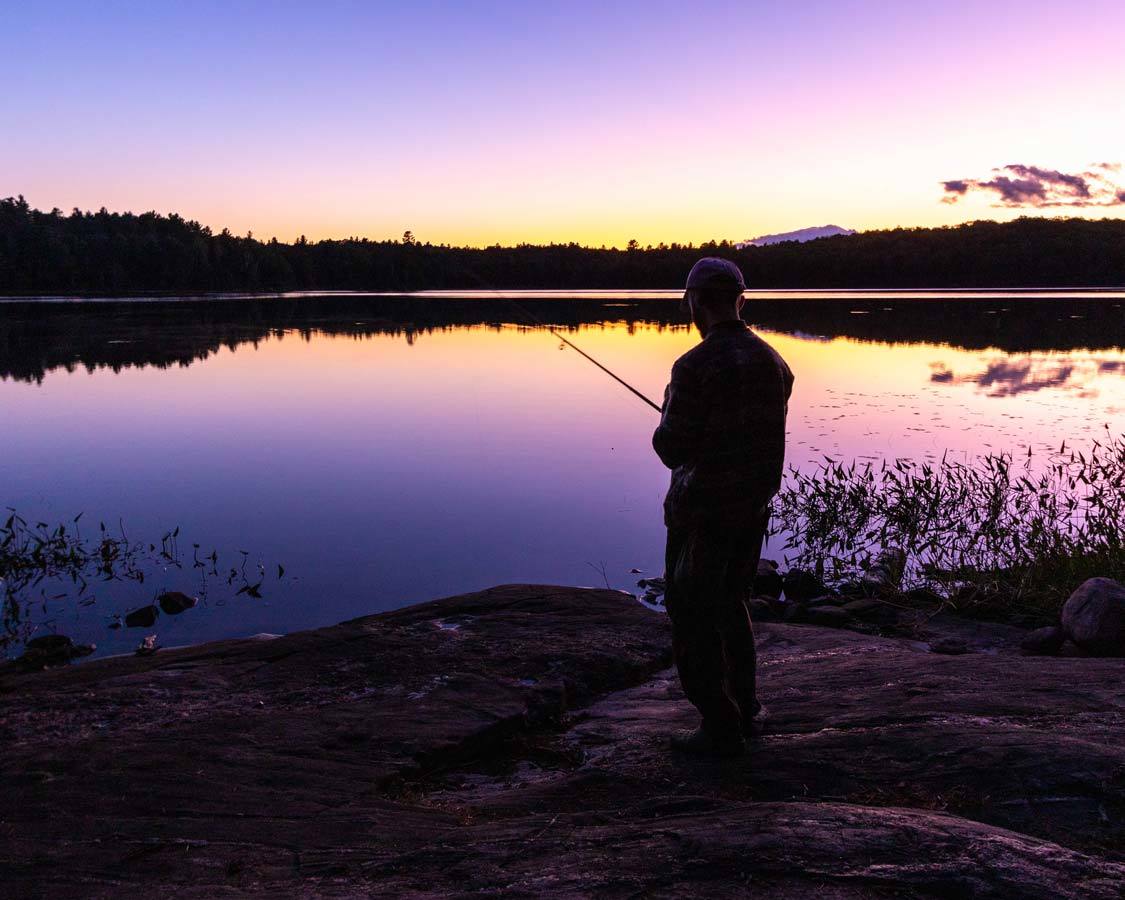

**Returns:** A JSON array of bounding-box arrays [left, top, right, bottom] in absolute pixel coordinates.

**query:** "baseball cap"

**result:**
[[685, 257, 746, 291]]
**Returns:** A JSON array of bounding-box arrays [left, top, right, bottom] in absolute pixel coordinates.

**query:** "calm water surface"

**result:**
[[2, 291, 1123, 657]]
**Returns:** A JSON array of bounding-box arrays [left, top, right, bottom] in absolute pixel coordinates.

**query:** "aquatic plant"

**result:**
[[771, 428, 1125, 616], [0, 510, 281, 654]]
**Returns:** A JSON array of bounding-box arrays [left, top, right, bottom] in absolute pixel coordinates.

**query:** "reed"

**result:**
[[1, 511, 278, 652], [771, 428, 1125, 617]]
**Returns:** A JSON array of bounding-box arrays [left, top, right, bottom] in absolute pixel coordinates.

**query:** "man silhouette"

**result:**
[[653, 257, 794, 757]]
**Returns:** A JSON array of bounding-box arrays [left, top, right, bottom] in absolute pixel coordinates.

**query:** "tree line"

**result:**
[[2, 195, 1124, 293], [5, 294, 1121, 384]]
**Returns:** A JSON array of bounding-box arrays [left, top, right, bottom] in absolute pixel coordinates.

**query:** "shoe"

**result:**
[[742, 703, 771, 739], [670, 726, 745, 758]]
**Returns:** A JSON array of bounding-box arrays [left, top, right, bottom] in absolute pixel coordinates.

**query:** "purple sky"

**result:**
[[2, 1, 1122, 245]]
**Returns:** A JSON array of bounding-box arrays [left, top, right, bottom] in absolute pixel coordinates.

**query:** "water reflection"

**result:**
[[2, 293, 1123, 384], [2, 293, 1124, 658], [930, 355, 1125, 397]]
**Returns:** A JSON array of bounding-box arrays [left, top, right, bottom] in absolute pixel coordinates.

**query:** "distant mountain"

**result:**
[[737, 224, 855, 248]]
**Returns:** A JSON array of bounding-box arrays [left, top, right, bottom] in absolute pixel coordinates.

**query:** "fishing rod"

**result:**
[[501, 297, 663, 414]]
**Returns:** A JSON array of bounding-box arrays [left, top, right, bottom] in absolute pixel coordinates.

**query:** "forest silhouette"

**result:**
[[3, 294, 1122, 385], [3, 196, 1125, 293]]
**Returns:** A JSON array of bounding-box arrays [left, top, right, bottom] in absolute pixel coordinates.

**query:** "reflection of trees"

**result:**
[[741, 298, 1125, 353], [1, 295, 1123, 384]]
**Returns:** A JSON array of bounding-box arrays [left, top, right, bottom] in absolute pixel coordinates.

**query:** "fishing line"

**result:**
[[501, 297, 663, 414]]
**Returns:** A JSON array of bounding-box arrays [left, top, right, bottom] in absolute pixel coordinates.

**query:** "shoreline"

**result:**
[[3, 583, 1124, 896]]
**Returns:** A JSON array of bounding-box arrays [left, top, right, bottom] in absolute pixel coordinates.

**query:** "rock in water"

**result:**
[[1020, 625, 1066, 657], [24, 635, 74, 655], [157, 591, 198, 615], [16, 635, 95, 670], [637, 577, 667, 605], [753, 559, 783, 599], [1061, 578, 1125, 656], [124, 605, 159, 628]]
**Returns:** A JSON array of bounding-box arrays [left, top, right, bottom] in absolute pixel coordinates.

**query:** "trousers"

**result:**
[[663, 509, 768, 740]]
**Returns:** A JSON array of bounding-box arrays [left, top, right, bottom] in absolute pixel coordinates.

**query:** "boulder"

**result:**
[[930, 637, 969, 655], [782, 569, 827, 604], [837, 579, 872, 598], [157, 591, 198, 615], [1061, 578, 1125, 656], [806, 606, 852, 628], [841, 597, 881, 615], [903, 586, 944, 606], [864, 548, 907, 589], [124, 604, 158, 628], [6, 587, 1125, 897], [807, 594, 843, 607], [1020, 625, 1066, 657], [953, 583, 1015, 612], [15, 635, 95, 670], [24, 635, 73, 654], [748, 598, 774, 621], [752, 559, 783, 599], [637, 577, 667, 605], [841, 597, 899, 626]]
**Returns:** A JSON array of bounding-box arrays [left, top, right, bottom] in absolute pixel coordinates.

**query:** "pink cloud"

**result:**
[[941, 163, 1124, 207]]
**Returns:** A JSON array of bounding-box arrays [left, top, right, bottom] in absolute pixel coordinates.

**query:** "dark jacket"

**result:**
[[652, 321, 794, 527]]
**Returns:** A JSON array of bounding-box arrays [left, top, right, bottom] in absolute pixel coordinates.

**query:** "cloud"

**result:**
[[930, 356, 1124, 397], [940, 180, 970, 204], [940, 163, 1124, 207], [1005, 165, 1092, 198], [981, 175, 1050, 204]]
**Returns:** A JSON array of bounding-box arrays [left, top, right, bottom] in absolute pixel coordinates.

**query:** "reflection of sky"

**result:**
[[930, 355, 1125, 398], [4, 323, 1124, 657]]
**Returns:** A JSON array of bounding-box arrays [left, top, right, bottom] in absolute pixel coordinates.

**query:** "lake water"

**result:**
[[2, 290, 1124, 658]]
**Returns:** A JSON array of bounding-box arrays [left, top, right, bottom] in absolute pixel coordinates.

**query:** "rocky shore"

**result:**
[[2, 583, 1124, 897]]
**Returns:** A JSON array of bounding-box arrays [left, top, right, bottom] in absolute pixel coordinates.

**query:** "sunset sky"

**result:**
[[3, 1, 1123, 247]]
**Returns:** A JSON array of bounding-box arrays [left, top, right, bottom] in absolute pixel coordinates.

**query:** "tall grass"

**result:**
[[1, 511, 279, 653], [771, 429, 1125, 617]]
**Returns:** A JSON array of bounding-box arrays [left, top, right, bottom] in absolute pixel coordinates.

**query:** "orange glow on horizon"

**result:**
[[6, 4, 1123, 248]]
